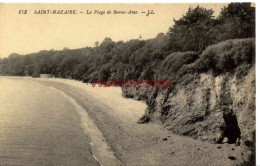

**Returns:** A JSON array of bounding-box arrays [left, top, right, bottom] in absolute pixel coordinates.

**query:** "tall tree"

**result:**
[[168, 6, 215, 52], [217, 3, 255, 39]]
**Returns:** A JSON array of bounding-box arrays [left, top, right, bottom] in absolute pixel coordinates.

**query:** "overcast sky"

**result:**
[[0, 3, 227, 58]]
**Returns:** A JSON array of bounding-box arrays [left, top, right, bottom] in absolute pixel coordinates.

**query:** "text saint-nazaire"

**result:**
[[34, 10, 77, 14]]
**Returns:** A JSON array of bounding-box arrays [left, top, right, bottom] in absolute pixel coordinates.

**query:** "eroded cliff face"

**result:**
[[122, 66, 255, 150]]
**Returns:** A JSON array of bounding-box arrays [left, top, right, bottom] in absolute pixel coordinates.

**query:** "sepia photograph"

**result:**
[[0, 2, 256, 166]]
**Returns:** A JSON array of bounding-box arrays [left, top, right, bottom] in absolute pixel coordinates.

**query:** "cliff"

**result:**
[[122, 39, 255, 152]]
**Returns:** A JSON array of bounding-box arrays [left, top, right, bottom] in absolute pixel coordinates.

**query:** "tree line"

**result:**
[[0, 3, 255, 86]]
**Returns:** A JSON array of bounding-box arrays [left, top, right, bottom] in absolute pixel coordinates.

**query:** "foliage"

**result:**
[[0, 3, 255, 87], [167, 3, 255, 52], [169, 6, 215, 52], [193, 38, 255, 74], [218, 3, 255, 39]]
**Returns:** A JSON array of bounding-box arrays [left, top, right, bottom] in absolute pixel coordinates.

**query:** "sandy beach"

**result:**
[[0, 77, 250, 166]]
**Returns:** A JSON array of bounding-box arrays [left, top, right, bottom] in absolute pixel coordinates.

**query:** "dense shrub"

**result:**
[[31, 72, 40, 78], [157, 51, 198, 79], [194, 38, 255, 74], [154, 38, 255, 87]]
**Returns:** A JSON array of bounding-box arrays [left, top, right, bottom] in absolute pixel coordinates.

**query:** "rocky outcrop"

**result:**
[[122, 66, 255, 150]]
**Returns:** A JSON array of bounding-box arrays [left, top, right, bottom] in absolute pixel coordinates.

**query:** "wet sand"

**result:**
[[0, 78, 100, 166]]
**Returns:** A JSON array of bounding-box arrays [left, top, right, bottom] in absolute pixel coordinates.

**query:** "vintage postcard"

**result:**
[[0, 2, 256, 166]]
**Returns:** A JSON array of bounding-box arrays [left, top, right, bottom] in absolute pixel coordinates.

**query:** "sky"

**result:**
[[0, 3, 228, 58]]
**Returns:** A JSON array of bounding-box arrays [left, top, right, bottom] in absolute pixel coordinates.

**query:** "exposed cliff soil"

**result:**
[[122, 66, 255, 156]]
